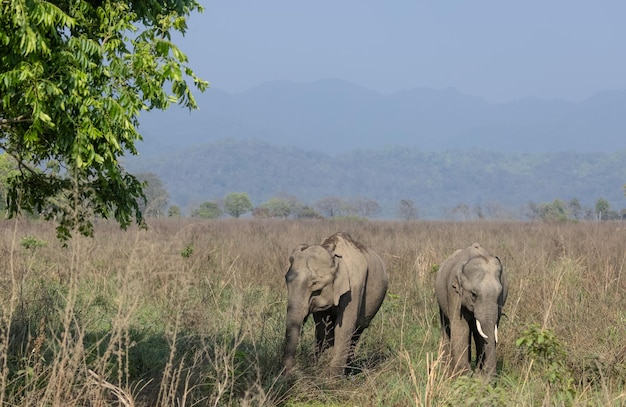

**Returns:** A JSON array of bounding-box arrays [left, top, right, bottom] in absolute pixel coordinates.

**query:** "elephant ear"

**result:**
[[496, 256, 509, 305], [452, 267, 464, 295], [332, 254, 351, 306]]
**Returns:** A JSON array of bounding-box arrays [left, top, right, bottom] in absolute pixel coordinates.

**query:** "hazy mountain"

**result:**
[[127, 80, 626, 218], [136, 79, 626, 156]]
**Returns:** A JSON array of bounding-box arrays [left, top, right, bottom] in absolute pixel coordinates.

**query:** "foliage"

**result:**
[[294, 205, 323, 219], [124, 140, 626, 219], [167, 205, 180, 217], [524, 198, 598, 222], [538, 199, 569, 222], [192, 201, 222, 219], [516, 324, 576, 401], [0, 0, 208, 239], [0, 154, 19, 213], [223, 192, 253, 218], [594, 197, 620, 220], [594, 198, 610, 220], [20, 236, 47, 251], [259, 196, 294, 218], [180, 244, 193, 258], [445, 376, 509, 406], [255, 201, 323, 219]]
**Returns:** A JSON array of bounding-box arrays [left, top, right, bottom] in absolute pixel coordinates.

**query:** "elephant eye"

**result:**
[[470, 290, 478, 299]]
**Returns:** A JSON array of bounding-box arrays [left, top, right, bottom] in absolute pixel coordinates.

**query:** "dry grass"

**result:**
[[0, 217, 625, 406]]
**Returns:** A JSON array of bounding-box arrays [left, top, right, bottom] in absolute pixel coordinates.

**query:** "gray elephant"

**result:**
[[282, 232, 388, 375], [435, 243, 508, 377]]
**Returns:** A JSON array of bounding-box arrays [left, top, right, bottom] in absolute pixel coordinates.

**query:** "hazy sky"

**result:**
[[179, 1, 626, 103]]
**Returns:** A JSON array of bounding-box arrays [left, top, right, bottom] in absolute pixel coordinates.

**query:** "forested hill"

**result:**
[[123, 139, 626, 219]]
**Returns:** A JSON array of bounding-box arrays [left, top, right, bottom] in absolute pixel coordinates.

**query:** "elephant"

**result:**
[[435, 243, 508, 377], [282, 232, 388, 375]]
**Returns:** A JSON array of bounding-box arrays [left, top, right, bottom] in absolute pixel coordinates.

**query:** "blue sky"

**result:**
[[179, 1, 626, 103]]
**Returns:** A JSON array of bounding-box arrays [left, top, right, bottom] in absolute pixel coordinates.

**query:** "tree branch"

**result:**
[[0, 115, 33, 128]]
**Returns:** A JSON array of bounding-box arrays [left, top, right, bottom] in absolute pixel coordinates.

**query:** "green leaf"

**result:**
[[0, 0, 205, 240]]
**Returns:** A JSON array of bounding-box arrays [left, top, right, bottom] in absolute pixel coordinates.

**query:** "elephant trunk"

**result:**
[[475, 316, 498, 376], [283, 296, 309, 372], [476, 319, 499, 343], [283, 318, 302, 372]]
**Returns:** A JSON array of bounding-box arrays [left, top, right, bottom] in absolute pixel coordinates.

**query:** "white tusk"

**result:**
[[495, 325, 499, 344], [476, 320, 489, 339]]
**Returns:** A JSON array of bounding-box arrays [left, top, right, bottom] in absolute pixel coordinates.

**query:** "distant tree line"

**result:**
[[443, 197, 625, 222], [134, 172, 626, 222], [3, 164, 625, 223]]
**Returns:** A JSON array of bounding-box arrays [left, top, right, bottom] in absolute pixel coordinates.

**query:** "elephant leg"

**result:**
[[344, 327, 364, 374], [313, 311, 335, 361], [329, 296, 360, 375], [474, 330, 497, 376], [439, 309, 452, 359], [328, 324, 353, 375], [449, 317, 471, 375]]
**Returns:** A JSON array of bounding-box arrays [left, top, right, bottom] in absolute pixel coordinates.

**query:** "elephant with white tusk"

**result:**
[[435, 243, 508, 377], [282, 232, 388, 376]]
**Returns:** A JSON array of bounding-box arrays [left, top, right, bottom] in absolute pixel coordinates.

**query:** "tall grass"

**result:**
[[0, 218, 624, 405]]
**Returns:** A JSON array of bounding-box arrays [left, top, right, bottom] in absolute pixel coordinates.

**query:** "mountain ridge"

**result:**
[[137, 79, 626, 156], [128, 80, 626, 218]]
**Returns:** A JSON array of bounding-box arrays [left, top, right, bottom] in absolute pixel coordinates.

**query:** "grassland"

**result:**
[[0, 218, 624, 406]]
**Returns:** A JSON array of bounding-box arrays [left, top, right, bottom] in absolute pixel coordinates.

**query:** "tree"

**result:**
[[192, 201, 222, 219], [568, 198, 582, 220], [223, 193, 253, 218], [0, 0, 207, 239], [352, 197, 381, 218], [168, 205, 181, 218], [397, 199, 418, 220], [260, 197, 292, 218], [523, 201, 540, 221], [595, 197, 610, 220], [136, 173, 169, 218], [294, 206, 323, 219], [257, 193, 304, 218], [538, 199, 568, 222], [316, 196, 343, 218]]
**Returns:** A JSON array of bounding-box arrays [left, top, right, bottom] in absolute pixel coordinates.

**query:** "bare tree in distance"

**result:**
[[397, 199, 419, 220], [316, 196, 343, 218], [136, 173, 170, 218], [352, 197, 381, 218]]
